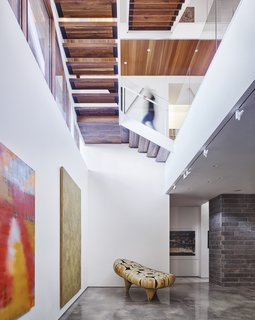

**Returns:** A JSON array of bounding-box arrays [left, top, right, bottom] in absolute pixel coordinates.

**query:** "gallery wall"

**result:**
[[170, 205, 209, 277], [82, 144, 169, 286], [0, 1, 88, 319]]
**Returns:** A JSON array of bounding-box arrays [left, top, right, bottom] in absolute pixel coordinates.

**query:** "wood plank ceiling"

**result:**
[[129, 0, 185, 31], [55, 0, 122, 144], [121, 39, 218, 76]]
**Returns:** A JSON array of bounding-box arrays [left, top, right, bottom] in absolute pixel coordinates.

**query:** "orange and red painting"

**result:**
[[0, 143, 35, 320]]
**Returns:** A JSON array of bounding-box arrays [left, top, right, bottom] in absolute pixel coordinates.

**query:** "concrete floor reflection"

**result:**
[[60, 278, 255, 320]]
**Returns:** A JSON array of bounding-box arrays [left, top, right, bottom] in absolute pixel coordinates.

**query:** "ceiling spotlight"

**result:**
[[235, 109, 244, 120], [203, 148, 209, 158], [172, 184, 176, 190], [195, 49, 199, 53], [147, 48, 151, 53], [124, 61, 128, 65], [183, 169, 191, 179]]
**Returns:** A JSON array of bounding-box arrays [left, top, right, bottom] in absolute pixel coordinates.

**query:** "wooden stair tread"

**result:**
[[73, 93, 119, 104], [75, 107, 119, 116], [78, 115, 118, 123], [129, 0, 184, 31], [70, 78, 118, 90]]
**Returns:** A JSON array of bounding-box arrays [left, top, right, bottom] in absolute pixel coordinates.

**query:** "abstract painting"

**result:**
[[0, 143, 35, 320], [170, 231, 195, 256], [60, 167, 81, 308]]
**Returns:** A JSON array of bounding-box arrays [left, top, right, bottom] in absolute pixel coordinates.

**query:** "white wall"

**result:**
[[170, 207, 201, 276], [0, 1, 88, 319], [82, 144, 169, 286], [165, 0, 255, 192]]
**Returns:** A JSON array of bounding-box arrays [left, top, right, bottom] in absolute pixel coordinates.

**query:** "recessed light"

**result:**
[[124, 61, 128, 65], [147, 48, 151, 53], [195, 49, 198, 53]]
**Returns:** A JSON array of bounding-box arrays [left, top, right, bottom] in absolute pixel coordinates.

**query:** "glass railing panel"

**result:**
[[168, 0, 241, 139], [121, 86, 169, 137]]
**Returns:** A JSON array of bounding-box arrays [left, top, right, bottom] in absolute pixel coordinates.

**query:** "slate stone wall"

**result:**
[[209, 194, 255, 287]]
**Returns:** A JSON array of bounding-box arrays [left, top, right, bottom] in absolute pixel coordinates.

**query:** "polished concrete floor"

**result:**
[[60, 278, 255, 320]]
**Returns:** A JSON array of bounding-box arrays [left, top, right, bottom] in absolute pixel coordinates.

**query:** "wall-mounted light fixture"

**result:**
[[203, 148, 209, 158], [183, 169, 191, 179], [235, 109, 244, 121]]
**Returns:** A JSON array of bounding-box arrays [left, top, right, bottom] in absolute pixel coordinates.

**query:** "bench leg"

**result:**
[[124, 279, 132, 293], [145, 289, 156, 301]]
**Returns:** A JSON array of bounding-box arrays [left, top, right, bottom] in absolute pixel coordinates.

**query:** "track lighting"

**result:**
[[183, 169, 191, 179], [235, 109, 244, 121], [203, 148, 209, 158]]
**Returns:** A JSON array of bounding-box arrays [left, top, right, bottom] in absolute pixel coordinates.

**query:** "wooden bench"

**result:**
[[113, 258, 176, 301]]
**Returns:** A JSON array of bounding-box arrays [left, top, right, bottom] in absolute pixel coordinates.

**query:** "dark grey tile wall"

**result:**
[[209, 194, 255, 287]]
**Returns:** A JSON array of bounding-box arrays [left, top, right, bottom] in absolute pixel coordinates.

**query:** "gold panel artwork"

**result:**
[[60, 167, 81, 308]]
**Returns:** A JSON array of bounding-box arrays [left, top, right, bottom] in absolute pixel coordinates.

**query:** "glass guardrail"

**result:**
[[120, 86, 169, 137], [169, 0, 241, 139]]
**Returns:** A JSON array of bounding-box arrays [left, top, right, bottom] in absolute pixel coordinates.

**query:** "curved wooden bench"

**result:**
[[113, 258, 176, 301]]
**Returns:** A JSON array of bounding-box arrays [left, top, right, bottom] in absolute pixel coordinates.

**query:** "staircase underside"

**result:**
[[128, 130, 170, 162]]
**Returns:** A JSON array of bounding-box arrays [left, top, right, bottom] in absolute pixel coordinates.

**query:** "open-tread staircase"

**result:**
[[55, 0, 121, 144]]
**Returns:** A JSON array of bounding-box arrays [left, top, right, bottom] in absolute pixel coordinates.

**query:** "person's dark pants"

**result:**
[[142, 112, 155, 130]]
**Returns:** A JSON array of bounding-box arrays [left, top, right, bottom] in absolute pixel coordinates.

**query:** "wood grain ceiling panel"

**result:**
[[121, 40, 217, 76], [129, 0, 185, 30]]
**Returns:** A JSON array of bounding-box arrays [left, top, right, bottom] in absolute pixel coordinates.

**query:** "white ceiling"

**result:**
[[170, 84, 255, 206]]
